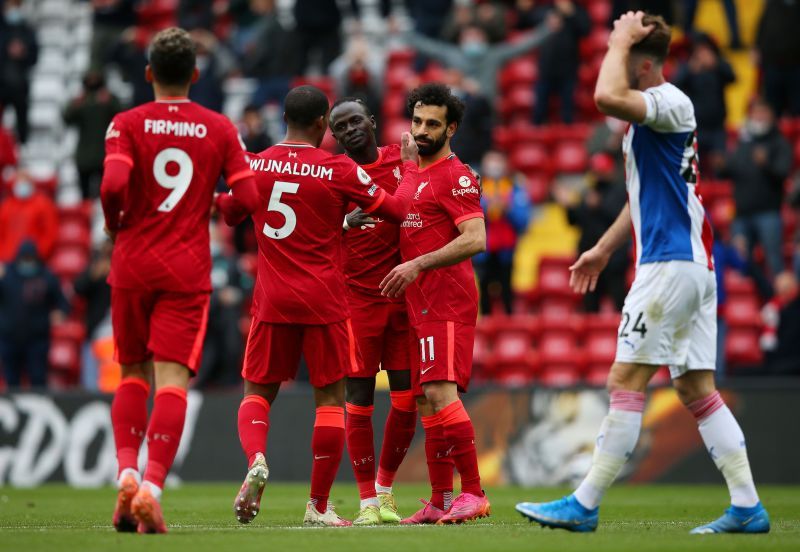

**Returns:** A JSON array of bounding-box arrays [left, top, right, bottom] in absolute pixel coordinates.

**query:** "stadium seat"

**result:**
[[509, 143, 552, 176], [553, 140, 589, 174], [499, 58, 538, 91], [587, 0, 612, 27], [291, 77, 335, 100], [726, 328, 763, 367], [724, 271, 757, 298], [584, 365, 609, 387], [580, 28, 610, 58], [539, 331, 579, 366], [524, 171, 551, 203], [49, 337, 81, 384], [387, 49, 415, 67], [501, 85, 535, 119], [584, 332, 617, 366], [56, 219, 91, 249], [382, 91, 407, 119], [725, 295, 762, 328], [50, 246, 89, 281], [493, 331, 535, 364], [385, 65, 414, 93], [537, 256, 575, 295], [381, 118, 411, 147], [507, 123, 554, 146], [549, 123, 592, 143], [584, 312, 621, 333], [539, 364, 582, 387]]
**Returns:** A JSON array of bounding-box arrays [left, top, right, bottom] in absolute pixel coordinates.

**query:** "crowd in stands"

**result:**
[[0, 0, 799, 390]]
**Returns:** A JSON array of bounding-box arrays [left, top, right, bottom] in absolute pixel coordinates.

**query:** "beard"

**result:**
[[415, 131, 448, 157]]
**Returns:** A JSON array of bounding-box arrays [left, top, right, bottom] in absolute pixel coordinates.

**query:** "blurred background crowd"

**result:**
[[1, 0, 799, 392]]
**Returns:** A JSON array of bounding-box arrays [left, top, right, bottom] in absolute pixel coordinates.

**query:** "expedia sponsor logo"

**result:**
[[452, 186, 480, 196]]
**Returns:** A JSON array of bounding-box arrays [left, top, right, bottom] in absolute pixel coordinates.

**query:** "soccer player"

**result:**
[[380, 83, 490, 525], [102, 28, 259, 534], [515, 12, 769, 534], [328, 98, 417, 526], [228, 85, 421, 527]]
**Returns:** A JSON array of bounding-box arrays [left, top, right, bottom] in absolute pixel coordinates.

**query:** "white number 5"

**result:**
[[263, 180, 299, 239], [153, 147, 193, 212]]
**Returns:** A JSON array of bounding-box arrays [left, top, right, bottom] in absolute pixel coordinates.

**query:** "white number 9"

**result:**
[[153, 147, 193, 212]]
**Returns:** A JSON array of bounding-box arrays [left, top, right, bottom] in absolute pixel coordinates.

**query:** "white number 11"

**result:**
[[420, 336, 435, 362]]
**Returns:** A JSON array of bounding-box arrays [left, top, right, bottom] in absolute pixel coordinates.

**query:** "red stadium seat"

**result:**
[[291, 77, 335, 100], [580, 28, 610, 58], [52, 319, 86, 343], [493, 351, 539, 386], [524, 171, 551, 203], [49, 337, 80, 383], [587, 0, 611, 27], [537, 256, 575, 295], [549, 123, 592, 143], [58, 202, 92, 227], [381, 118, 410, 147], [499, 58, 538, 91], [708, 196, 735, 231], [553, 140, 589, 174], [501, 85, 535, 119], [584, 365, 609, 387], [385, 65, 415, 93], [538, 295, 580, 317], [584, 312, 621, 333], [382, 91, 407, 119], [539, 331, 579, 365], [56, 219, 91, 249], [724, 272, 756, 298], [726, 328, 763, 367], [724, 295, 762, 328], [584, 332, 617, 366], [493, 331, 534, 364], [539, 364, 582, 387], [508, 123, 554, 146], [509, 143, 552, 175], [34, 175, 58, 198], [387, 49, 415, 67], [50, 246, 89, 281]]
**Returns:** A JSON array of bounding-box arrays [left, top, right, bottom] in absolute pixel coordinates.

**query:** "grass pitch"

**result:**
[[1, 483, 798, 551]]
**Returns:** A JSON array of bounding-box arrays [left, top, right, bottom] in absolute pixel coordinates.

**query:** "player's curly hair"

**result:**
[[406, 83, 465, 127], [631, 14, 671, 63], [149, 27, 196, 87]]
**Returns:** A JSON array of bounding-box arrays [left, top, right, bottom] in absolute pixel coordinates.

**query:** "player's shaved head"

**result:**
[[284, 86, 330, 128], [631, 14, 671, 63], [149, 27, 196, 87]]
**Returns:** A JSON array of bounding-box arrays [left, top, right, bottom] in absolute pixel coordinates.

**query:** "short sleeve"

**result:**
[[222, 123, 254, 187], [336, 157, 386, 211], [437, 168, 484, 226], [104, 113, 134, 167], [640, 85, 696, 133]]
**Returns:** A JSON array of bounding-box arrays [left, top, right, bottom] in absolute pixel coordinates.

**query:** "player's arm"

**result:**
[[380, 217, 486, 298], [355, 133, 420, 223], [100, 115, 134, 238], [593, 11, 654, 123], [569, 203, 631, 294], [216, 126, 260, 226]]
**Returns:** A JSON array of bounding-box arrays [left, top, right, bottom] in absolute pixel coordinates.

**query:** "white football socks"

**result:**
[[375, 484, 392, 495], [573, 391, 645, 510], [360, 497, 380, 509], [689, 391, 759, 508], [117, 467, 141, 488]]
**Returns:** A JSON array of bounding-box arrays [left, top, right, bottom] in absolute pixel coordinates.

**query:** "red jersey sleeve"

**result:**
[[221, 122, 253, 187], [438, 167, 484, 226], [103, 113, 135, 168]]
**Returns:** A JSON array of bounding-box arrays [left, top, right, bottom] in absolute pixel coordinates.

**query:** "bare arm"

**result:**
[[569, 204, 630, 294], [379, 217, 486, 298], [593, 11, 653, 123]]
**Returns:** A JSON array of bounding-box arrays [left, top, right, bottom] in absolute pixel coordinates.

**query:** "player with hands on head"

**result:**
[[516, 12, 769, 535]]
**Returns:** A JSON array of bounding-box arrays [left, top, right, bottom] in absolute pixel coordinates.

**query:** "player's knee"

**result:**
[[606, 363, 649, 394], [345, 377, 375, 406], [673, 371, 716, 406], [423, 382, 458, 411], [121, 362, 152, 384]]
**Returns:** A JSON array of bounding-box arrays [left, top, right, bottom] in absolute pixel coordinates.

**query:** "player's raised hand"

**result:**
[[568, 246, 610, 294], [400, 132, 419, 164], [610, 11, 654, 48], [380, 259, 421, 298]]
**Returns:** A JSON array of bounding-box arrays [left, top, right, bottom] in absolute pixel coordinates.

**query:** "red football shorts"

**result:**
[[242, 318, 360, 388], [410, 320, 475, 396], [347, 287, 410, 377], [111, 287, 210, 373]]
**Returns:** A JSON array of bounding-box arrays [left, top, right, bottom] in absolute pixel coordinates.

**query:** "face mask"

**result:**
[[5, 9, 22, 24], [746, 119, 770, 137], [17, 259, 38, 276], [13, 180, 33, 199], [462, 41, 487, 57]]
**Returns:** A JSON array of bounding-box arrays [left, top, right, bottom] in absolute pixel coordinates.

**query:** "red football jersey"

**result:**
[[250, 142, 411, 325], [104, 99, 252, 292], [343, 144, 405, 299], [400, 154, 484, 326]]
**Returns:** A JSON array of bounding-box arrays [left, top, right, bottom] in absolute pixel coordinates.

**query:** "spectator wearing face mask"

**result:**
[[403, 20, 552, 105], [0, 173, 59, 262], [0, 240, 69, 388], [473, 150, 532, 315], [63, 71, 122, 200], [716, 97, 793, 298], [0, 0, 38, 143]]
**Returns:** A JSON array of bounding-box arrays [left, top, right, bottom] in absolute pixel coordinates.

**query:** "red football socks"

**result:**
[[310, 406, 345, 513], [142, 386, 187, 490], [345, 403, 376, 500], [421, 413, 454, 510], [438, 400, 482, 497], [238, 394, 271, 466], [111, 377, 150, 477], [376, 390, 417, 488]]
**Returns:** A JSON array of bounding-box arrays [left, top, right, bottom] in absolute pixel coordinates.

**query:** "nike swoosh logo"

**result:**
[[314, 455, 330, 460], [251, 419, 268, 426], [421, 366, 434, 375], [742, 516, 755, 525]]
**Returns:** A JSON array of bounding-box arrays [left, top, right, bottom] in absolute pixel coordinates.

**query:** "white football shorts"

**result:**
[[614, 260, 717, 378]]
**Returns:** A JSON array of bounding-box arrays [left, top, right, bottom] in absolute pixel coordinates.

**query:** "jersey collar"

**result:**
[[275, 141, 316, 148], [419, 153, 455, 172], [155, 96, 191, 103], [359, 147, 384, 170]]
